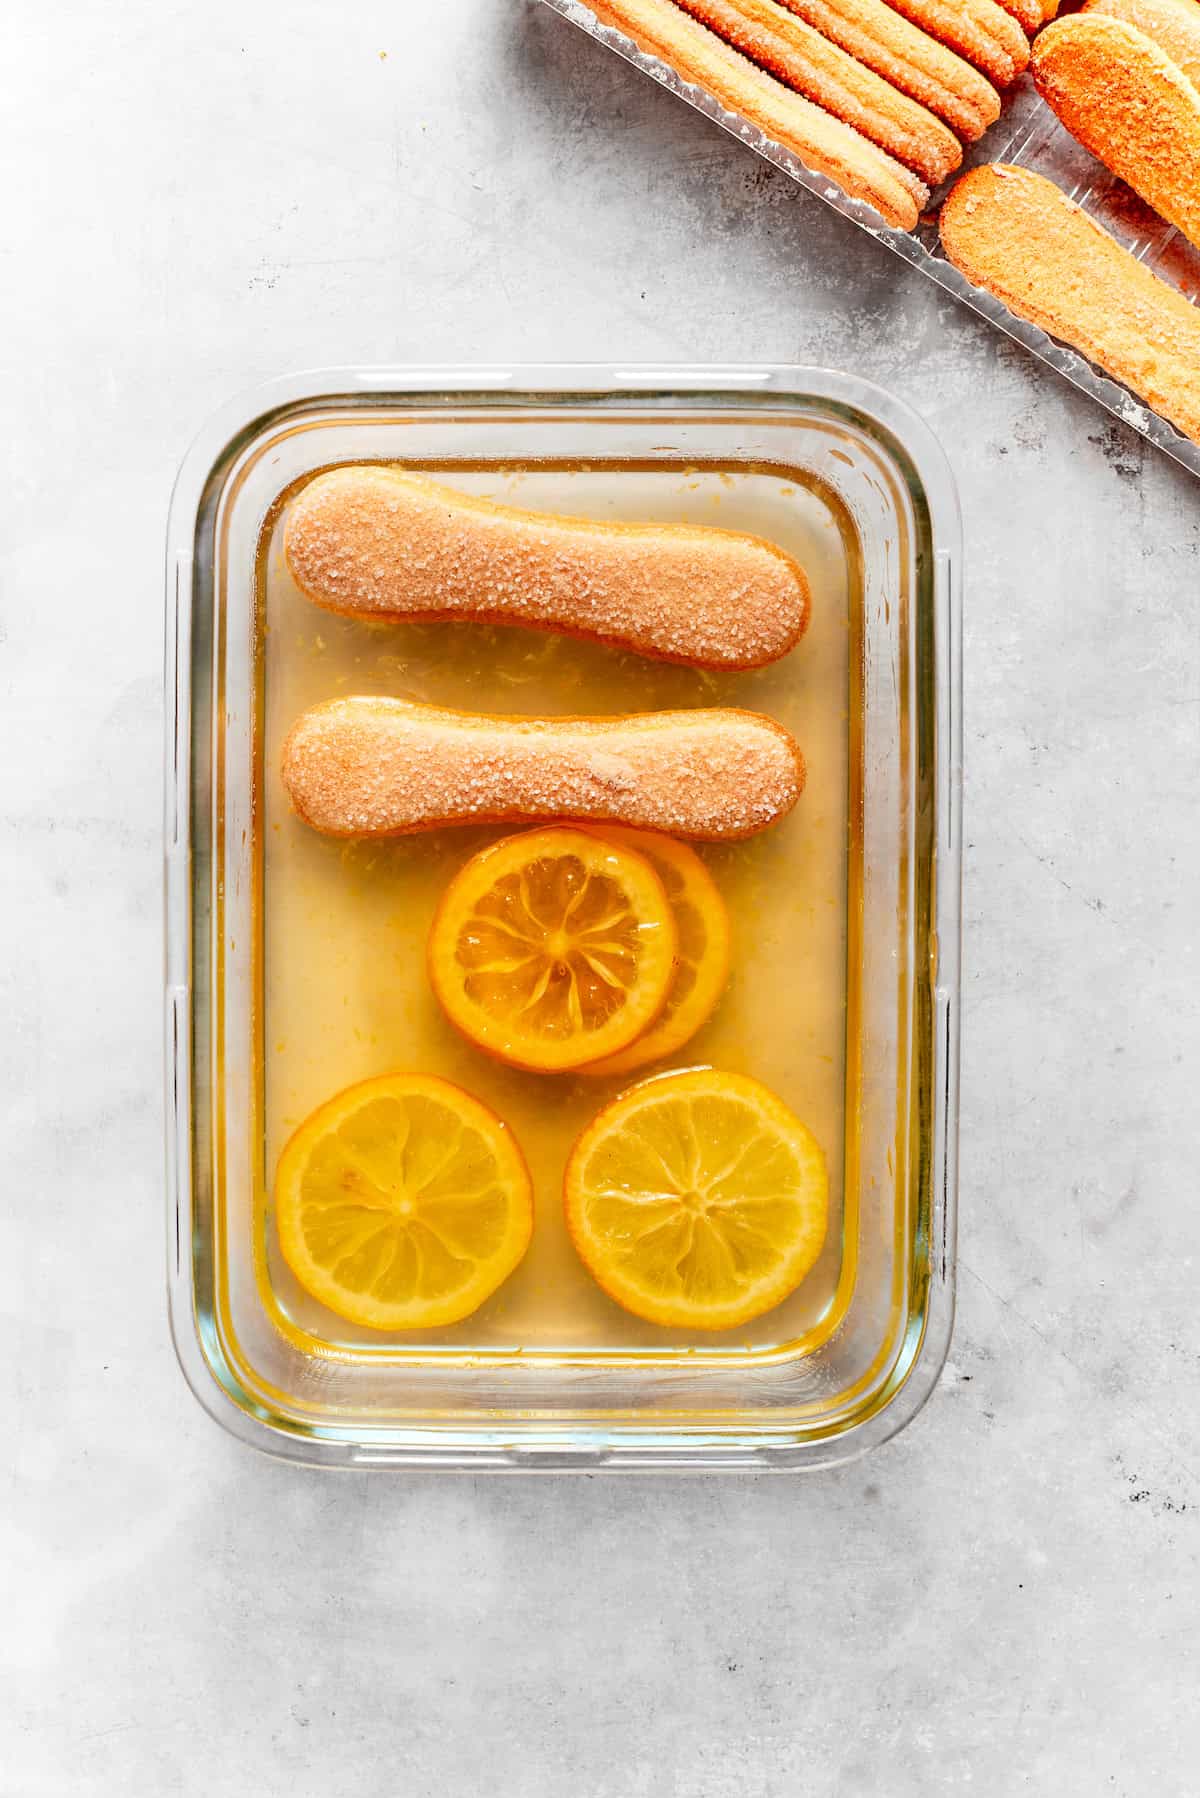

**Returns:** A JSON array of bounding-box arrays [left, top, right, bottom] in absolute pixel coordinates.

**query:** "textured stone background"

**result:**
[[4, 2, 1199, 1792]]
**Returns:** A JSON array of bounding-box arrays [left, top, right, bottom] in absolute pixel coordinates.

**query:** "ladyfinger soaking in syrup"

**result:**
[[281, 698, 806, 841], [285, 465, 811, 670]]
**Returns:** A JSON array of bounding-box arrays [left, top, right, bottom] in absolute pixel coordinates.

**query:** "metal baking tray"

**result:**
[[541, 0, 1200, 481], [165, 363, 961, 1470]]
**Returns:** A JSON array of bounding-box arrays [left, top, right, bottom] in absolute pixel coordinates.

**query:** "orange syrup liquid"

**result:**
[[259, 462, 856, 1357]]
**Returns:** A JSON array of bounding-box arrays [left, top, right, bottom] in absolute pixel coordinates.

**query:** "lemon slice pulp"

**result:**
[[564, 1068, 828, 1330], [275, 1073, 533, 1330]]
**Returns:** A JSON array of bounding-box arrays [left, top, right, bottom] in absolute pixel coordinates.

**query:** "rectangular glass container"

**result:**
[[165, 364, 961, 1469], [542, 0, 1200, 482]]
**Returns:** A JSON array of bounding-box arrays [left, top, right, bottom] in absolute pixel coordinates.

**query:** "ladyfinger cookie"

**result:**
[[885, 0, 1030, 87], [285, 467, 811, 672], [772, 0, 1002, 142], [671, 0, 962, 183], [998, 0, 1062, 32], [995, 0, 1052, 32], [585, 0, 929, 226], [281, 698, 806, 842], [940, 164, 1200, 445], [1085, 0, 1200, 94], [1032, 14, 1200, 252]]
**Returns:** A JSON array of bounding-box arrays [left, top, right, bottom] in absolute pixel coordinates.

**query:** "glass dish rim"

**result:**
[[164, 362, 963, 1471]]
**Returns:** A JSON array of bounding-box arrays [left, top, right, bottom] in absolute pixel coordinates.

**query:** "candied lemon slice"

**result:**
[[580, 828, 730, 1077], [274, 1073, 532, 1330], [428, 827, 677, 1073], [564, 1069, 828, 1330]]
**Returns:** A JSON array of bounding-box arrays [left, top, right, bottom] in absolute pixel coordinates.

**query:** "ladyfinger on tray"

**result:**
[[585, 0, 930, 227], [997, 0, 1060, 32], [281, 698, 806, 841], [772, 0, 1003, 142], [671, 0, 963, 183], [1085, 0, 1200, 89], [995, 0, 1043, 32], [885, 0, 1030, 87], [940, 164, 1200, 446], [1033, 15, 1200, 253], [285, 467, 811, 672]]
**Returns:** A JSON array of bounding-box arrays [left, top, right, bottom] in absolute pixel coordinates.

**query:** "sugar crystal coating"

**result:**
[[284, 467, 811, 672], [281, 698, 806, 842]]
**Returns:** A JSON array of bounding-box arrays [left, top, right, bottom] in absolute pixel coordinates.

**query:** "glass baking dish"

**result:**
[[541, 0, 1200, 482], [164, 364, 961, 1470]]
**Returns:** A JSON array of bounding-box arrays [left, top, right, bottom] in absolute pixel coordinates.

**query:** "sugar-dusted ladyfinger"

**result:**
[[885, 0, 1030, 87], [285, 466, 811, 671], [1033, 13, 1200, 252], [281, 698, 806, 841], [940, 163, 1200, 446], [585, 0, 929, 226], [1085, 0, 1200, 89], [671, 0, 963, 182], [771, 0, 1003, 142]]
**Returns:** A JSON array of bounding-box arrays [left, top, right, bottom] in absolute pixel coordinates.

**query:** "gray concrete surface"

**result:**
[[4, 1, 1199, 1792]]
